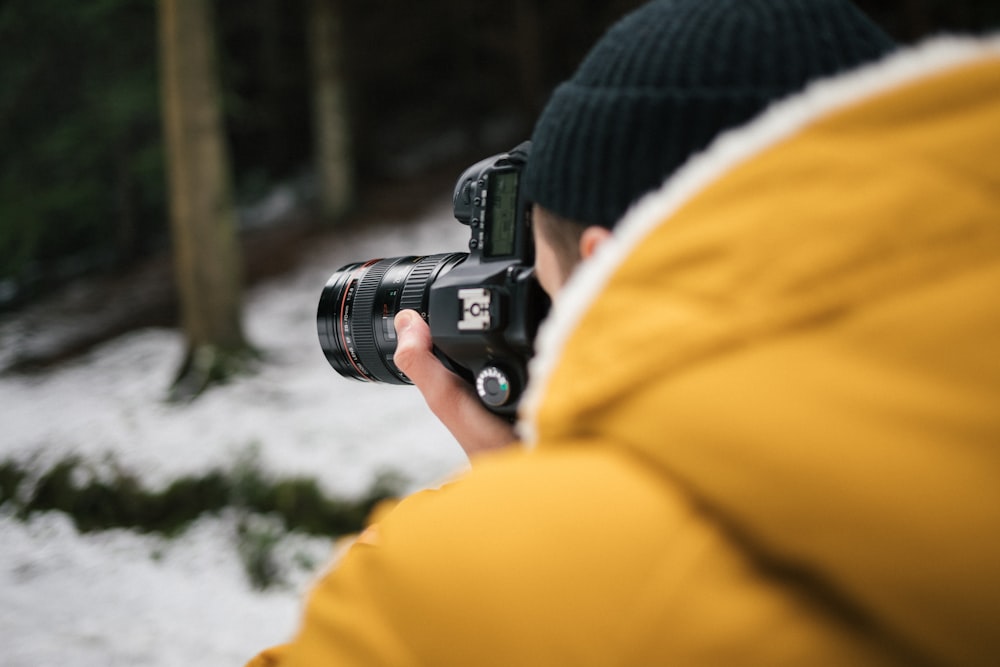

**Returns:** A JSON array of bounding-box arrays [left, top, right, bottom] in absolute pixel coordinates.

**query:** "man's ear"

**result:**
[[579, 225, 613, 260]]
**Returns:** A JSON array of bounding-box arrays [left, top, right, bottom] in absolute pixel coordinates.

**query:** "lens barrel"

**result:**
[[317, 253, 466, 383]]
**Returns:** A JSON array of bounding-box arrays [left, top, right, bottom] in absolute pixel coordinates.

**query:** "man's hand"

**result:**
[[393, 309, 517, 457]]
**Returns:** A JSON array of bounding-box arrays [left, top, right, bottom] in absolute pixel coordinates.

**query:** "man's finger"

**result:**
[[393, 310, 442, 384]]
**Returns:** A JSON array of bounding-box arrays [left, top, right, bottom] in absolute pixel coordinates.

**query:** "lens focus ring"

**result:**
[[399, 254, 450, 314], [351, 260, 396, 379]]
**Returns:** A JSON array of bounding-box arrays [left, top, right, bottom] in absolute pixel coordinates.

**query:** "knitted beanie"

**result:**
[[522, 0, 895, 228]]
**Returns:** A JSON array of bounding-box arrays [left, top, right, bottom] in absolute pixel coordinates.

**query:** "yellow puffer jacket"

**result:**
[[249, 37, 1000, 666]]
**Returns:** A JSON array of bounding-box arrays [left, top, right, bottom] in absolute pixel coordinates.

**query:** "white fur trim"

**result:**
[[517, 34, 1000, 446]]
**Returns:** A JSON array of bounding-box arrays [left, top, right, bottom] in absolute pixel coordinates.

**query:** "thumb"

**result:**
[[393, 309, 437, 383]]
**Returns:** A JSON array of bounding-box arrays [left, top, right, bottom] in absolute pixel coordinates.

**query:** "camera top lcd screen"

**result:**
[[485, 170, 518, 258]]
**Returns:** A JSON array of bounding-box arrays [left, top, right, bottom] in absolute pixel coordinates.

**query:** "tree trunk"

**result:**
[[158, 0, 253, 400], [306, 0, 354, 223]]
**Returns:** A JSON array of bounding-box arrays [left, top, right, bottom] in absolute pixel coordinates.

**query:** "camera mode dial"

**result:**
[[476, 365, 514, 408]]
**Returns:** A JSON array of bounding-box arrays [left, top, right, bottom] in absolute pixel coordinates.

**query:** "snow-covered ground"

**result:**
[[0, 199, 473, 666]]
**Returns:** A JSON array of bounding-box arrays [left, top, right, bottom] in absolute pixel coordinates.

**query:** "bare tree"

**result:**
[[307, 0, 355, 222], [158, 0, 253, 400]]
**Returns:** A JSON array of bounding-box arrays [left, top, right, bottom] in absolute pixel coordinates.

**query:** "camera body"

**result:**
[[316, 142, 548, 416], [429, 141, 546, 414]]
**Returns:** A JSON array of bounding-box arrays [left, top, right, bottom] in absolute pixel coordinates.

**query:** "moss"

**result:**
[[0, 461, 27, 507], [4, 455, 401, 539], [236, 513, 286, 590], [1, 452, 407, 589]]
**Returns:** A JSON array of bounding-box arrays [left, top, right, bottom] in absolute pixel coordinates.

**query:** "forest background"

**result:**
[[2, 0, 997, 321]]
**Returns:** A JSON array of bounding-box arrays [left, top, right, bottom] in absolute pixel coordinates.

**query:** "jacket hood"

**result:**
[[520, 36, 1000, 666]]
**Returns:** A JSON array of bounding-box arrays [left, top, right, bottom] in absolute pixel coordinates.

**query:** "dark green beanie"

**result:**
[[522, 0, 895, 228]]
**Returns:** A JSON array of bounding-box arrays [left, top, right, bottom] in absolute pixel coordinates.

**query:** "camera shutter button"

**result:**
[[476, 366, 513, 407]]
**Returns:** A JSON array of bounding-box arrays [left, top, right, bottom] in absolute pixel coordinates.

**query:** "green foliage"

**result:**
[[0, 0, 164, 293], [0, 461, 27, 506], [0, 450, 403, 588], [235, 513, 285, 590], [0, 452, 400, 539]]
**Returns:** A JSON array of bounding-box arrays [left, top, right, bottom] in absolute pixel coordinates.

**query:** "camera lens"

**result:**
[[317, 253, 466, 384]]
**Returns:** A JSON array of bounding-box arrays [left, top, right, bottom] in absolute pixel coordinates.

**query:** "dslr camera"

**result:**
[[317, 141, 548, 416]]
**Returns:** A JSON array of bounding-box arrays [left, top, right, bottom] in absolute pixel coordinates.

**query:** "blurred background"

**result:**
[[1, 0, 997, 326], [0, 3, 997, 664]]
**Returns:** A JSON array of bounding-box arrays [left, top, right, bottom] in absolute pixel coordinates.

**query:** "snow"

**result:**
[[0, 199, 473, 666], [1, 511, 337, 666]]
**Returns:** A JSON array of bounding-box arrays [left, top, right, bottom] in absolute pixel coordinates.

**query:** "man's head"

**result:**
[[524, 0, 895, 294]]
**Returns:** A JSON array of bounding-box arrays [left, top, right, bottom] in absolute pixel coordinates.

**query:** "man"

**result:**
[[246, 2, 1000, 665], [395, 0, 896, 457]]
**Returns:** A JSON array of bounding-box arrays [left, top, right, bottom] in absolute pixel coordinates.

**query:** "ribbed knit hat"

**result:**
[[522, 0, 895, 228]]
